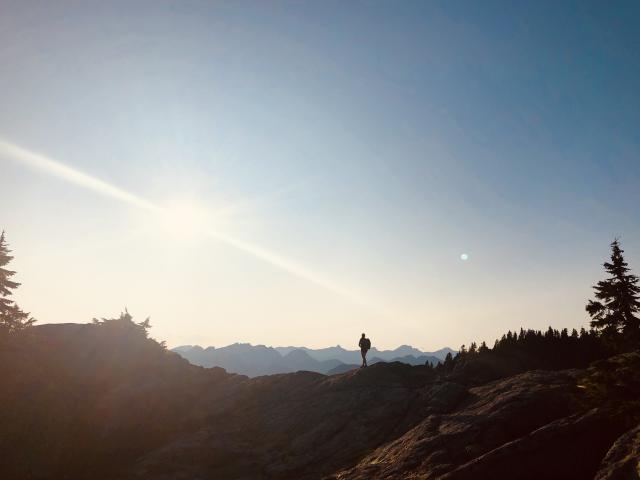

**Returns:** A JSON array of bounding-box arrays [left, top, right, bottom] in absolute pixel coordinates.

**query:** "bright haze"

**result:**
[[1, 1, 639, 351]]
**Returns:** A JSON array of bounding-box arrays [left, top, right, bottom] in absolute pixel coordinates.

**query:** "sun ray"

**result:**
[[0, 139, 159, 213], [0, 137, 379, 311]]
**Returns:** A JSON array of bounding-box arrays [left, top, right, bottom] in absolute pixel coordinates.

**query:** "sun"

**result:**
[[159, 200, 212, 240]]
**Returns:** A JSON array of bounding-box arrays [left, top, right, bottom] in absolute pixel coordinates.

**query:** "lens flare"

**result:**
[[0, 137, 379, 311]]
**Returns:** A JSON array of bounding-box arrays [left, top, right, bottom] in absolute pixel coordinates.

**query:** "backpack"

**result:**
[[363, 338, 371, 350]]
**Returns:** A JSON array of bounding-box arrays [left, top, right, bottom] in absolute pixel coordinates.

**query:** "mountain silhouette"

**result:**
[[274, 344, 452, 363], [174, 343, 446, 376], [369, 354, 441, 366]]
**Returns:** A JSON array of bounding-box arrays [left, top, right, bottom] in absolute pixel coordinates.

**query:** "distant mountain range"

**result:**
[[172, 343, 454, 377]]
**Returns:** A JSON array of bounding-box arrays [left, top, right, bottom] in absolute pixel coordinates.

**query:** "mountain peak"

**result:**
[[173, 343, 450, 377]]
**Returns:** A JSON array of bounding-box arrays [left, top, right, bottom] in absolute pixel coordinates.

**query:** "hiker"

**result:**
[[359, 333, 371, 368]]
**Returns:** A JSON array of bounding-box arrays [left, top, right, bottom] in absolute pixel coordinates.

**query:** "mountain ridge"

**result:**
[[172, 342, 448, 377], [1, 321, 638, 479]]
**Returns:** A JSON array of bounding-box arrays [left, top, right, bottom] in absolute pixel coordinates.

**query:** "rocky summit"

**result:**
[[1, 322, 638, 480]]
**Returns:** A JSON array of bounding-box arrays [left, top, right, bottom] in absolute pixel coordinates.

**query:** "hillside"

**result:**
[[0, 322, 245, 479], [173, 343, 444, 376], [0, 322, 638, 479]]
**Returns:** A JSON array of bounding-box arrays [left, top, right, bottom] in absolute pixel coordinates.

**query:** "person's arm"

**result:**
[[358, 338, 363, 348]]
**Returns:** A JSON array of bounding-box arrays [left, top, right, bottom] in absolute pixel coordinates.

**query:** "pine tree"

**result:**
[[92, 310, 151, 338], [586, 239, 640, 338], [0, 231, 35, 333], [443, 352, 454, 371]]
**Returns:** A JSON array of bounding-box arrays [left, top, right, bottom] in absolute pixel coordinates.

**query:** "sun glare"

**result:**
[[159, 200, 212, 240]]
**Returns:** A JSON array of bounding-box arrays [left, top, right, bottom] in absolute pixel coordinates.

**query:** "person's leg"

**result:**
[[364, 351, 367, 367], [361, 349, 366, 368]]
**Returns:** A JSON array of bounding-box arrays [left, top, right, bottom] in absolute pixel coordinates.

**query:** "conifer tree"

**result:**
[[0, 231, 35, 333], [443, 352, 454, 371], [92, 310, 151, 337], [586, 239, 640, 338]]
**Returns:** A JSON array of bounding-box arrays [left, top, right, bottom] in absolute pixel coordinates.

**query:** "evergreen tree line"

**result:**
[[431, 325, 607, 376], [431, 239, 640, 377]]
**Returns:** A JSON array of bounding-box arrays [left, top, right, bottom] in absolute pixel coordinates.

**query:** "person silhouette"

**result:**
[[358, 333, 371, 368]]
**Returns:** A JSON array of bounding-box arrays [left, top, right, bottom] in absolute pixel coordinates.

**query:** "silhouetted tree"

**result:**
[[0, 231, 35, 333], [93, 309, 151, 337], [443, 352, 454, 372], [439, 324, 610, 383], [587, 239, 640, 339]]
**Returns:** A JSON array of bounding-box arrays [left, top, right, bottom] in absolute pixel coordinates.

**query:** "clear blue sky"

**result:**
[[1, 1, 639, 350]]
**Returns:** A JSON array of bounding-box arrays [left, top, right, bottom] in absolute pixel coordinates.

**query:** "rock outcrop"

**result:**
[[126, 363, 458, 479], [127, 353, 640, 480], [595, 423, 640, 480], [1, 323, 638, 480]]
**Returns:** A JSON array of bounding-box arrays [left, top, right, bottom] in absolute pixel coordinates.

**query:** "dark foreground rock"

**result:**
[[125, 364, 462, 479], [595, 423, 640, 480], [330, 353, 640, 480], [1, 323, 638, 480]]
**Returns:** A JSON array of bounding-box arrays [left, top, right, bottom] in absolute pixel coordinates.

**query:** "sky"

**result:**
[[1, 0, 639, 351]]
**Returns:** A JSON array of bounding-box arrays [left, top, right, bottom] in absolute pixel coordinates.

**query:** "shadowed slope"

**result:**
[[0, 322, 244, 479], [125, 362, 453, 479], [1, 323, 638, 480], [331, 352, 640, 480]]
